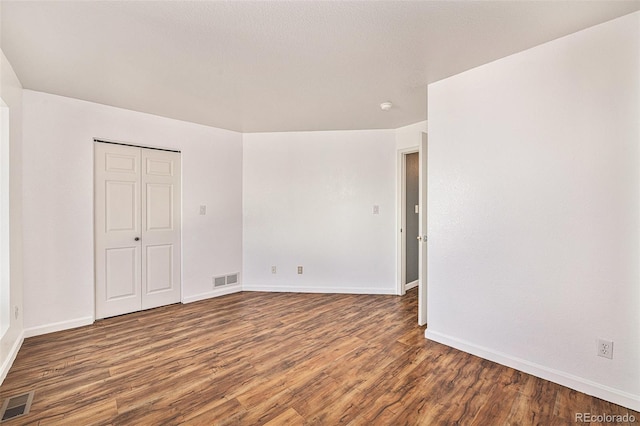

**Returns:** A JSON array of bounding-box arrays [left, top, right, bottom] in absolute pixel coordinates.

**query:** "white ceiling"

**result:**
[[2, 1, 639, 133]]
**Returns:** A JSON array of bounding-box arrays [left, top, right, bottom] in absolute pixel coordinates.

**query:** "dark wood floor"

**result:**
[[1, 288, 637, 425]]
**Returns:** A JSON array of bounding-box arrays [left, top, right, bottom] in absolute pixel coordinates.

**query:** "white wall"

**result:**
[[427, 12, 639, 410], [0, 50, 24, 382], [243, 130, 396, 294], [395, 120, 427, 151], [21, 90, 243, 335]]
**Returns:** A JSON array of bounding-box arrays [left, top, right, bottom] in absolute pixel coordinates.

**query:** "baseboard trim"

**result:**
[[242, 284, 395, 295], [182, 285, 242, 304], [425, 329, 640, 412], [405, 280, 418, 291], [0, 331, 24, 384], [23, 316, 94, 339]]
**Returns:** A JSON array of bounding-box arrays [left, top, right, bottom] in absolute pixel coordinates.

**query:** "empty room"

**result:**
[[0, 1, 639, 424]]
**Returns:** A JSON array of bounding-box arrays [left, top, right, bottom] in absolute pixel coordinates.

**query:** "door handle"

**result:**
[[417, 235, 427, 242], [134, 237, 140, 241], [417, 236, 422, 241]]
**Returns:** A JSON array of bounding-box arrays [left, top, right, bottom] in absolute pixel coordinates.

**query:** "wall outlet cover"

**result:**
[[597, 338, 613, 359]]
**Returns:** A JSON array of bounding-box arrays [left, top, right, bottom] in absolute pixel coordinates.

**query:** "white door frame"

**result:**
[[396, 147, 419, 296], [417, 132, 428, 326]]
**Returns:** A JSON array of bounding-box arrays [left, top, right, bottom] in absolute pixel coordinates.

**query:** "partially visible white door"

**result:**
[[95, 143, 142, 318], [95, 143, 181, 319], [141, 149, 181, 310], [418, 132, 428, 326]]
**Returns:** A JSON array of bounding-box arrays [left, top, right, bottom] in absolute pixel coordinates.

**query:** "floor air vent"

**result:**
[[213, 273, 239, 287], [1, 391, 34, 422]]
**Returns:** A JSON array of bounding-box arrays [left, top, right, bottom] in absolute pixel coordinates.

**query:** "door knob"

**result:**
[[134, 237, 140, 241], [417, 236, 422, 241]]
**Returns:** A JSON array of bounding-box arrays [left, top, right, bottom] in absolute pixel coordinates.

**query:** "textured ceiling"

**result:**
[[2, 1, 639, 133]]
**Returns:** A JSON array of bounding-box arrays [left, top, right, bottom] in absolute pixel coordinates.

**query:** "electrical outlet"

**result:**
[[199, 205, 207, 215], [597, 339, 613, 359], [297, 266, 303, 274], [271, 266, 277, 274]]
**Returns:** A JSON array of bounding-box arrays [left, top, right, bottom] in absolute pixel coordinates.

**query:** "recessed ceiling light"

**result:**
[[380, 101, 393, 111]]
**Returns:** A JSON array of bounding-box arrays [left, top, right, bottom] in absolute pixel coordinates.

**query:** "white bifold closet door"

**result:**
[[95, 142, 181, 319]]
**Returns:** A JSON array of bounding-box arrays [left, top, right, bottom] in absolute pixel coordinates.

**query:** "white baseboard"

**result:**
[[405, 280, 418, 291], [23, 316, 94, 338], [425, 329, 640, 412], [0, 331, 24, 384], [242, 283, 395, 295], [182, 284, 242, 304]]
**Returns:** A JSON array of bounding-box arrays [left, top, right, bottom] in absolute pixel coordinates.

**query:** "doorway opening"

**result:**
[[397, 132, 428, 326], [397, 149, 419, 296]]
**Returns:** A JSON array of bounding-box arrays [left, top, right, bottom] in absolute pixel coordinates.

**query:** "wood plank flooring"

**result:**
[[1, 288, 637, 425]]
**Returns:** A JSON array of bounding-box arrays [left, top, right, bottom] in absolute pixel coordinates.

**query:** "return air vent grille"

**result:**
[[213, 273, 239, 288], [1, 390, 34, 422]]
